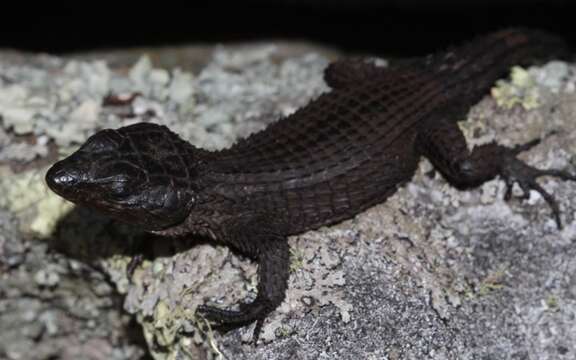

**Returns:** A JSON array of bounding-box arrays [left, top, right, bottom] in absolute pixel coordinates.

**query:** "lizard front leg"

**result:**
[[196, 217, 290, 344], [417, 118, 576, 228]]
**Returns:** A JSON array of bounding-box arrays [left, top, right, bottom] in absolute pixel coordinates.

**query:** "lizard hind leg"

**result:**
[[417, 118, 576, 229], [195, 223, 290, 345]]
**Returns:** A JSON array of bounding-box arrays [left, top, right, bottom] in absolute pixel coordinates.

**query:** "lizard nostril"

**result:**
[[45, 164, 80, 192]]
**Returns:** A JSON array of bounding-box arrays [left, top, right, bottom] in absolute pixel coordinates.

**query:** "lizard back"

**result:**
[[203, 28, 569, 233], [207, 70, 436, 231]]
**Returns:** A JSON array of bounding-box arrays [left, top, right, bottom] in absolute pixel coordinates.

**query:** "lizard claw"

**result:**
[[501, 142, 576, 229], [510, 138, 541, 155]]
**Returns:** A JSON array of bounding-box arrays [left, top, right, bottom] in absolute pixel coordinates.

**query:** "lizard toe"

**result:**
[[500, 148, 575, 229], [196, 301, 269, 345]]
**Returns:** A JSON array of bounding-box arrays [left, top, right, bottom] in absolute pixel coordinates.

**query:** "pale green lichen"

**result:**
[[103, 255, 136, 295], [152, 300, 180, 347], [0, 166, 74, 237], [477, 268, 506, 297], [491, 66, 540, 110], [138, 299, 223, 360], [0, 54, 197, 154], [530, 61, 570, 92], [545, 295, 560, 312], [274, 326, 293, 338], [31, 190, 75, 237], [289, 247, 305, 272]]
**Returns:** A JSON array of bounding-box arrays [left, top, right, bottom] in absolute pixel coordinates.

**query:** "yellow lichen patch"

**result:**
[[491, 66, 540, 110], [545, 295, 560, 312], [153, 300, 180, 347], [140, 301, 182, 360], [289, 247, 305, 272], [31, 190, 75, 237], [0, 166, 74, 237]]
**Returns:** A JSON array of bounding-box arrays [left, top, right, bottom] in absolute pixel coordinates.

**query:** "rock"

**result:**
[[0, 210, 144, 360], [1, 39, 576, 360]]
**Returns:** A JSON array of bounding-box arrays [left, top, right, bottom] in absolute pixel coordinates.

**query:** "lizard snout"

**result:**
[[45, 162, 82, 196]]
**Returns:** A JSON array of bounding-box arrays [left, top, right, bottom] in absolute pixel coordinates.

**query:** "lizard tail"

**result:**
[[429, 28, 570, 75], [426, 28, 571, 99]]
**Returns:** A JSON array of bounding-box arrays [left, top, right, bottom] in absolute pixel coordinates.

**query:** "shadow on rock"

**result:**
[[46, 204, 208, 267]]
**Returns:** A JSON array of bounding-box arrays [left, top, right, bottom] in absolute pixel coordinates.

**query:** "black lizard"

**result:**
[[45, 28, 575, 343]]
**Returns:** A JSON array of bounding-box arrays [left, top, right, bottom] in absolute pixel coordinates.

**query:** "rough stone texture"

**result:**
[[1, 41, 576, 360], [0, 208, 145, 360]]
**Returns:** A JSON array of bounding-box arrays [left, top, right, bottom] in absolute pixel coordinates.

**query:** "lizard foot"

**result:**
[[500, 139, 576, 229], [196, 301, 268, 345]]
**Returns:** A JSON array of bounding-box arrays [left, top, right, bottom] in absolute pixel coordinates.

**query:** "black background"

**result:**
[[1, 2, 574, 57]]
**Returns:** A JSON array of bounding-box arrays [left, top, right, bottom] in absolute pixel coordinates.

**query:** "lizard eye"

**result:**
[[108, 180, 131, 199], [93, 163, 142, 201]]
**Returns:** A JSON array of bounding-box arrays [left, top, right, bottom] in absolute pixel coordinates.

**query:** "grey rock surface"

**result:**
[[0, 209, 144, 360], [0, 41, 575, 360]]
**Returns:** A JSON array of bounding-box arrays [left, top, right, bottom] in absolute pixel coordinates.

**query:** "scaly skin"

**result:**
[[46, 28, 575, 344]]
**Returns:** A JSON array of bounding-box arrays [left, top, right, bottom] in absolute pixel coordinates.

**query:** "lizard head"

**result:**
[[46, 122, 201, 231]]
